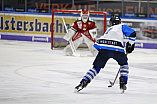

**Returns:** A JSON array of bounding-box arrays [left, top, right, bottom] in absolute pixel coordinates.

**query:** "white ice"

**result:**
[[0, 40, 157, 104]]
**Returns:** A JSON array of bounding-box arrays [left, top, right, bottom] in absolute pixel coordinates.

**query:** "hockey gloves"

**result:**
[[126, 42, 135, 53]]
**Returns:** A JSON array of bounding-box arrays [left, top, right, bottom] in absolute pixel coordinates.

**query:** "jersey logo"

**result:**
[[77, 21, 82, 29], [83, 24, 86, 27], [83, 24, 87, 30]]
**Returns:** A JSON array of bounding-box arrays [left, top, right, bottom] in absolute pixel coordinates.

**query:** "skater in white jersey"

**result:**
[[75, 15, 136, 92]]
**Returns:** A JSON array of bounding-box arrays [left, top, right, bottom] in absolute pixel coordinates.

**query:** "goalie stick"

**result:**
[[62, 17, 80, 57]]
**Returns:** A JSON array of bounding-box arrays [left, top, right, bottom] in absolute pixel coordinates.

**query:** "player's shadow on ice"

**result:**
[[74, 87, 121, 95]]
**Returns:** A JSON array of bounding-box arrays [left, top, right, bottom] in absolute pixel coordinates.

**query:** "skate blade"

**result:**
[[74, 89, 79, 93], [74, 87, 83, 93], [120, 89, 125, 94]]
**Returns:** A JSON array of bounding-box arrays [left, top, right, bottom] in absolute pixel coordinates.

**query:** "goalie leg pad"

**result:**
[[64, 45, 73, 56], [83, 35, 98, 56], [64, 38, 83, 56], [87, 41, 98, 56], [89, 28, 97, 39]]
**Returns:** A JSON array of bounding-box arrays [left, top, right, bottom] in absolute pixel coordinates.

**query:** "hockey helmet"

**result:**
[[109, 15, 121, 26], [81, 9, 89, 23]]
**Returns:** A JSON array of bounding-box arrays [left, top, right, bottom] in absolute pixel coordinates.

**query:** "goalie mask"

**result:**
[[81, 10, 89, 23], [109, 15, 121, 26]]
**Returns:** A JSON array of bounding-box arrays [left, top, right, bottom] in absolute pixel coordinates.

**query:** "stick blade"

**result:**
[[108, 85, 112, 87], [108, 81, 114, 87]]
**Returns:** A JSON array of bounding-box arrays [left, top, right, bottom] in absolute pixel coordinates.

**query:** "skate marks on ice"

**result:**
[[12, 61, 120, 95], [14, 60, 157, 94], [14, 64, 81, 85]]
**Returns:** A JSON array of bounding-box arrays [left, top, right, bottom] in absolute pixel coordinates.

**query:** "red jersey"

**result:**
[[71, 19, 96, 32], [70, 19, 96, 42]]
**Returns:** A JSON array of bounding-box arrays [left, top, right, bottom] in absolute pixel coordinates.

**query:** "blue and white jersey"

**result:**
[[94, 24, 136, 53]]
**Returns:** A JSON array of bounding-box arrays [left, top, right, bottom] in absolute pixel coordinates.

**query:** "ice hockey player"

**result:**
[[63, 9, 98, 56], [75, 15, 136, 92]]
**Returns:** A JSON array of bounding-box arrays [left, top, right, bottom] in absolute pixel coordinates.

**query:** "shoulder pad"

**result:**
[[88, 18, 95, 24]]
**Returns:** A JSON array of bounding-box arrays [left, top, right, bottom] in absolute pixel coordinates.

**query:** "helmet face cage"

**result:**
[[81, 9, 89, 23], [109, 16, 121, 26]]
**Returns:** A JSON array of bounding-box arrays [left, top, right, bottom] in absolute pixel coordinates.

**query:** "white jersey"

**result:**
[[94, 24, 135, 52]]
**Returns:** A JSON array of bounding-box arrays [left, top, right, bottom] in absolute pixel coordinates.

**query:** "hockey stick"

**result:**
[[62, 17, 80, 57], [108, 53, 128, 87], [108, 68, 120, 87]]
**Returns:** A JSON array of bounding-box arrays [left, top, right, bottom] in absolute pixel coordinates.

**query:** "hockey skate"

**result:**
[[119, 77, 127, 94], [74, 79, 90, 92]]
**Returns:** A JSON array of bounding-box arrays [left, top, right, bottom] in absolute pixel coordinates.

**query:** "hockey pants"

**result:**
[[81, 49, 129, 83]]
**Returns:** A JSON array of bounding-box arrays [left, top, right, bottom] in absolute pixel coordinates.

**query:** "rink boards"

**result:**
[[0, 12, 157, 49]]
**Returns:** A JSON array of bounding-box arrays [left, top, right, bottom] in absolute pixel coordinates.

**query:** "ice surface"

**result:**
[[0, 40, 157, 104]]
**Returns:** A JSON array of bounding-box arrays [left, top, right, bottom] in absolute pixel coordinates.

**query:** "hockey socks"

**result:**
[[75, 66, 101, 92], [80, 66, 101, 82], [120, 63, 129, 83]]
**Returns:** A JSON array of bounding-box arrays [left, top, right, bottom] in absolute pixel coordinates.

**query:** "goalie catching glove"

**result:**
[[126, 41, 135, 53]]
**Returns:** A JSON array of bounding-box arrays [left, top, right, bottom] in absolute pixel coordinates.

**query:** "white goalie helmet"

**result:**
[[81, 9, 89, 23]]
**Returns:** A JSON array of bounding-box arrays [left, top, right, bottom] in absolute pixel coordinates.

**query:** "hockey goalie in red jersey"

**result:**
[[63, 9, 98, 56]]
